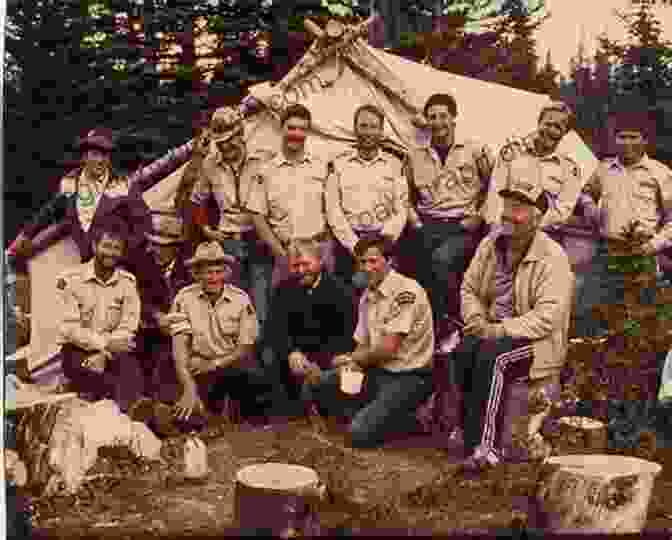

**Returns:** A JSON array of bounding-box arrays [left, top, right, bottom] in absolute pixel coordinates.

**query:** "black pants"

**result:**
[[451, 335, 534, 454]]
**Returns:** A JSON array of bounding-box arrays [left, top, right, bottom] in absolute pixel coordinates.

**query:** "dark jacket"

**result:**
[[135, 249, 192, 331], [24, 172, 152, 271], [265, 272, 357, 362]]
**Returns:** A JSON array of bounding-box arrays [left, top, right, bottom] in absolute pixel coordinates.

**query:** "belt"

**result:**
[[283, 231, 331, 246], [219, 230, 255, 241]]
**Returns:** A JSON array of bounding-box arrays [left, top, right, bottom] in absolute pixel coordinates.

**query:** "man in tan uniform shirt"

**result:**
[[163, 242, 276, 431], [247, 104, 335, 287], [326, 104, 409, 287], [302, 233, 434, 448], [178, 107, 276, 337], [404, 93, 495, 343], [573, 110, 672, 335], [55, 216, 146, 416], [482, 102, 594, 335]]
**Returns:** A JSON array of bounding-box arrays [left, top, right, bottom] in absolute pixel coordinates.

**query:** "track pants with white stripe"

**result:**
[[451, 334, 534, 455]]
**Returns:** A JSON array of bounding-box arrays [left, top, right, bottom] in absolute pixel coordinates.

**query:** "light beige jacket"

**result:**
[[461, 230, 575, 380]]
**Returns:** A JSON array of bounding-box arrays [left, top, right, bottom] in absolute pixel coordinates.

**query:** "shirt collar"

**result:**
[[424, 140, 466, 162], [273, 148, 314, 167], [491, 229, 550, 263], [82, 259, 120, 286], [198, 284, 233, 304], [348, 148, 386, 165], [610, 154, 651, 172]]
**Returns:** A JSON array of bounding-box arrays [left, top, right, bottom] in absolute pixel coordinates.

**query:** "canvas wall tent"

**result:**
[[17, 18, 598, 376]]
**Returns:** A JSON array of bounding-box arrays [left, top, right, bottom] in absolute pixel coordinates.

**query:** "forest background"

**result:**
[[5, 0, 672, 242]]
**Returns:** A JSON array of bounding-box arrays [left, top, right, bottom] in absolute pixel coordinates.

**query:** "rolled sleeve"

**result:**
[[245, 175, 268, 216], [105, 281, 141, 342], [168, 294, 192, 336], [326, 169, 359, 252], [381, 176, 409, 242], [190, 171, 211, 206], [238, 302, 259, 346], [353, 298, 368, 345], [649, 172, 672, 253]]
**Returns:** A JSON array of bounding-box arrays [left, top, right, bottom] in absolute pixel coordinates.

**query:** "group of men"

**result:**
[[12, 91, 672, 471]]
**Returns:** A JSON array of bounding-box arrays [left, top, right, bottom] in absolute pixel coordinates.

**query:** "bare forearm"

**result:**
[[352, 344, 395, 369], [173, 334, 196, 389]]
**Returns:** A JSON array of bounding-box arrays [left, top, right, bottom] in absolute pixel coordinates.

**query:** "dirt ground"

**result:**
[[23, 407, 672, 539]]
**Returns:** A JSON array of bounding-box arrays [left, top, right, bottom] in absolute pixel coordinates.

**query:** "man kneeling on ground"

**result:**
[[452, 155, 574, 472], [261, 238, 356, 408], [159, 241, 276, 433], [302, 233, 434, 448], [55, 214, 146, 416]]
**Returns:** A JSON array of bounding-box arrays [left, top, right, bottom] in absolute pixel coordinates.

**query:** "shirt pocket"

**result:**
[[634, 179, 660, 224], [340, 180, 366, 213], [215, 310, 241, 338], [105, 297, 123, 329]]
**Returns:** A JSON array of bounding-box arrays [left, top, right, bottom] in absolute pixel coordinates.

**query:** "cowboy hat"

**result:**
[[185, 241, 237, 267], [76, 128, 115, 152], [208, 107, 244, 143]]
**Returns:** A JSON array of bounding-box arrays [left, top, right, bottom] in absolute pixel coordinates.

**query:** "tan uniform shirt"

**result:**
[[354, 270, 434, 372], [482, 140, 582, 229], [326, 149, 409, 252], [246, 151, 328, 244], [582, 155, 672, 251], [461, 231, 574, 380], [407, 140, 495, 222], [57, 260, 140, 352], [169, 283, 258, 370], [190, 149, 275, 234]]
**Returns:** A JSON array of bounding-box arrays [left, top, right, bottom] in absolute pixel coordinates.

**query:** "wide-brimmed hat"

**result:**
[[145, 213, 185, 245], [209, 107, 244, 143], [498, 156, 549, 213], [76, 128, 115, 153], [185, 241, 237, 267]]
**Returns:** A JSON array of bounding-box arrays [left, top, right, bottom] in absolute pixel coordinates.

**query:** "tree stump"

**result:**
[[234, 463, 326, 537], [536, 454, 662, 533], [552, 416, 608, 455]]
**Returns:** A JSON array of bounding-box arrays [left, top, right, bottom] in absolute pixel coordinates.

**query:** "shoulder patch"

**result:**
[[246, 303, 255, 316], [395, 291, 416, 306], [56, 277, 68, 290], [118, 269, 136, 282], [225, 284, 247, 297]]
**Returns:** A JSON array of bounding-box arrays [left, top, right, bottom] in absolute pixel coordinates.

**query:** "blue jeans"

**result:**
[[220, 238, 274, 340], [413, 222, 482, 322], [302, 366, 433, 448]]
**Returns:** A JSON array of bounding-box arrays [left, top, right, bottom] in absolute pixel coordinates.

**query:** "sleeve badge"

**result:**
[[56, 278, 67, 290], [395, 291, 416, 306]]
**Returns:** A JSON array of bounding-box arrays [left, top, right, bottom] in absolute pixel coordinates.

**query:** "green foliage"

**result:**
[[607, 254, 657, 275], [656, 303, 672, 322], [622, 319, 642, 337]]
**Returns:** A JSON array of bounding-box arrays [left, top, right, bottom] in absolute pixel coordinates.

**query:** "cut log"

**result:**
[[536, 454, 662, 533], [553, 416, 608, 455], [234, 463, 326, 537]]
